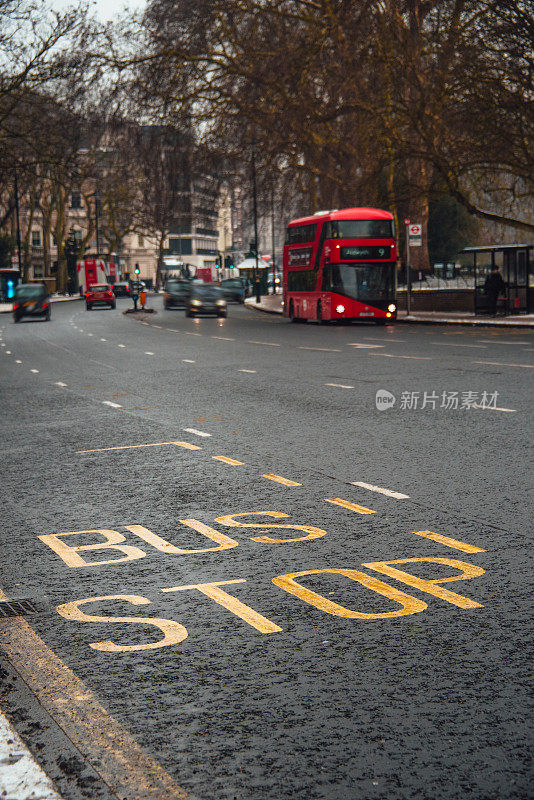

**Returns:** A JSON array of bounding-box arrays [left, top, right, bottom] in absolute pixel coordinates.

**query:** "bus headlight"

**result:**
[[388, 303, 396, 313], [336, 304, 345, 313], [386, 312, 392, 317]]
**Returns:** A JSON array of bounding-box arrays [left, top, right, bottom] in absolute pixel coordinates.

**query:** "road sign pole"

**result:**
[[404, 219, 411, 316]]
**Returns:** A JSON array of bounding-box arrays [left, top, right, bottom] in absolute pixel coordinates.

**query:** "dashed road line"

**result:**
[[346, 344, 384, 349], [30, 369, 39, 373], [184, 332, 202, 337], [182, 359, 195, 363], [239, 369, 256, 373], [371, 353, 432, 360], [100, 338, 107, 341], [183, 427, 211, 438], [477, 340, 530, 345], [350, 481, 410, 499], [299, 346, 342, 352], [262, 474, 302, 487], [15, 360, 22, 364], [145, 351, 154, 355], [102, 400, 122, 408], [325, 382, 354, 389], [473, 360, 534, 369], [432, 342, 486, 348], [414, 530, 486, 553], [152, 325, 162, 329], [212, 456, 245, 465], [324, 498, 376, 514], [248, 340, 280, 347], [118, 344, 126, 348], [5, 351, 10, 354], [471, 404, 517, 413], [54, 381, 68, 387], [363, 337, 406, 343], [212, 336, 235, 341]]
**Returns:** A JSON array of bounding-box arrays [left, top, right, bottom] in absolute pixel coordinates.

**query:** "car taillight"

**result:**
[[13, 303, 19, 310], [86, 292, 90, 297], [42, 302, 49, 308]]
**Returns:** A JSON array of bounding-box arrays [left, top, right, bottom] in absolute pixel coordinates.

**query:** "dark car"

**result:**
[[186, 284, 227, 317], [164, 279, 191, 309], [13, 284, 51, 322], [112, 281, 130, 297], [220, 278, 246, 303], [86, 283, 116, 310]]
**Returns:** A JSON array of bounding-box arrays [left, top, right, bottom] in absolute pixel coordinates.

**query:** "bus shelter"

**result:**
[[461, 244, 532, 316]]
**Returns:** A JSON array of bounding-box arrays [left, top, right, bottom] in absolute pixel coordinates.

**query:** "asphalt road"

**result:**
[[0, 296, 532, 800]]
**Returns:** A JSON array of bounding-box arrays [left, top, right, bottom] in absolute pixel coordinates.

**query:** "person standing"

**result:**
[[484, 266, 506, 315]]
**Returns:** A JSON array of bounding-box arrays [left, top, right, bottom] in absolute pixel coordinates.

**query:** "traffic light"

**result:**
[[134, 264, 140, 275], [225, 255, 234, 269]]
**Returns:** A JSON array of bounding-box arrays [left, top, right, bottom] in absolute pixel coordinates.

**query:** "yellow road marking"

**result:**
[[324, 498, 376, 514], [414, 530, 486, 553], [261, 474, 302, 487], [0, 590, 189, 799], [76, 441, 201, 454], [212, 456, 245, 465]]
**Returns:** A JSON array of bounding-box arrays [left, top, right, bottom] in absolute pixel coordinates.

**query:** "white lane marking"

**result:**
[[0, 710, 62, 800], [371, 353, 432, 360], [239, 369, 256, 373], [471, 404, 517, 413], [478, 340, 530, 345], [118, 344, 126, 348], [183, 427, 211, 438], [100, 338, 107, 341], [152, 325, 162, 329], [102, 400, 123, 408], [350, 481, 410, 499], [432, 342, 486, 348], [299, 346, 342, 352], [15, 360, 22, 364], [184, 331, 202, 336], [182, 359, 195, 363], [145, 351, 154, 355], [168, 329, 181, 332], [248, 340, 280, 346], [363, 337, 406, 343], [55, 381, 68, 387], [325, 382, 354, 389], [30, 369, 39, 373], [212, 336, 235, 341], [5, 351, 11, 354], [87, 333, 93, 336], [473, 360, 534, 369], [346, 343, 384, 349], [141, 322, 150, 326]]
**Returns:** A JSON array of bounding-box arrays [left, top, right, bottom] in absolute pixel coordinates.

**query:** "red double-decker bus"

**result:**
[[283, 207, 397, 324]]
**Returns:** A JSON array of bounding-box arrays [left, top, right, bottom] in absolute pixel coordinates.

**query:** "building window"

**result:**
[[138, 235, 144, 247], [32, 230, 41, 247], [70, 191, 82, 209]]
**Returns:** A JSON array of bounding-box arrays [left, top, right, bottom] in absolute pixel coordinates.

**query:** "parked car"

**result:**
[[86, 283, 116, 310], [186, 284, 227, 317], [13, 283, 50, 322], [164, 279, 191, 309], [220, 278, 247, 303], [112, 281, 130, 297]]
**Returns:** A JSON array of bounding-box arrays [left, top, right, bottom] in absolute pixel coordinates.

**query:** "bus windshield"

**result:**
[[327, 219, 394, 239], [323, 263, 393, 300]]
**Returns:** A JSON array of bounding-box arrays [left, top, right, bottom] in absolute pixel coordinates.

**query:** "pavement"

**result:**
[[245, 294, 534, 326], [0, 297, 532, 800]]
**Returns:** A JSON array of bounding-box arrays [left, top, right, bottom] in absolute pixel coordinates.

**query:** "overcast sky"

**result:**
[[51, 0, 146, 22]]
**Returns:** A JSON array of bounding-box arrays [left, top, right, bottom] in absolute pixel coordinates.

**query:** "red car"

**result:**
[[86, 283, 116, 310]]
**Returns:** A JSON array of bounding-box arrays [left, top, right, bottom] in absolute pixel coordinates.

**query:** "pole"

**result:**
[[252, 146, 260, 304], [271, 187, 276, 294], [14, 165, 23, 278], [405, 219, 411, 316], [95, 194, 100, 259]]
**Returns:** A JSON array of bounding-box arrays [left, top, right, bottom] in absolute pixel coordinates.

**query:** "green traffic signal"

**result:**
[[134, 265, 140, 274]]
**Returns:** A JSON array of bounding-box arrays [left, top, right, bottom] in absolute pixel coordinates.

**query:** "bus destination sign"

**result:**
[[340, 245, 391, 260]]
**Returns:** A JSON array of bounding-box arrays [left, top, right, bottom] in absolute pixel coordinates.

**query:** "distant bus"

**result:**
[[283, 208, 397, 323]]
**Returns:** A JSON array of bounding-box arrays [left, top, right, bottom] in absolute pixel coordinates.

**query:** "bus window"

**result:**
[[327, 220, 394, 239], [323, 263, 393, 299], [285, 223, 318, 245]]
